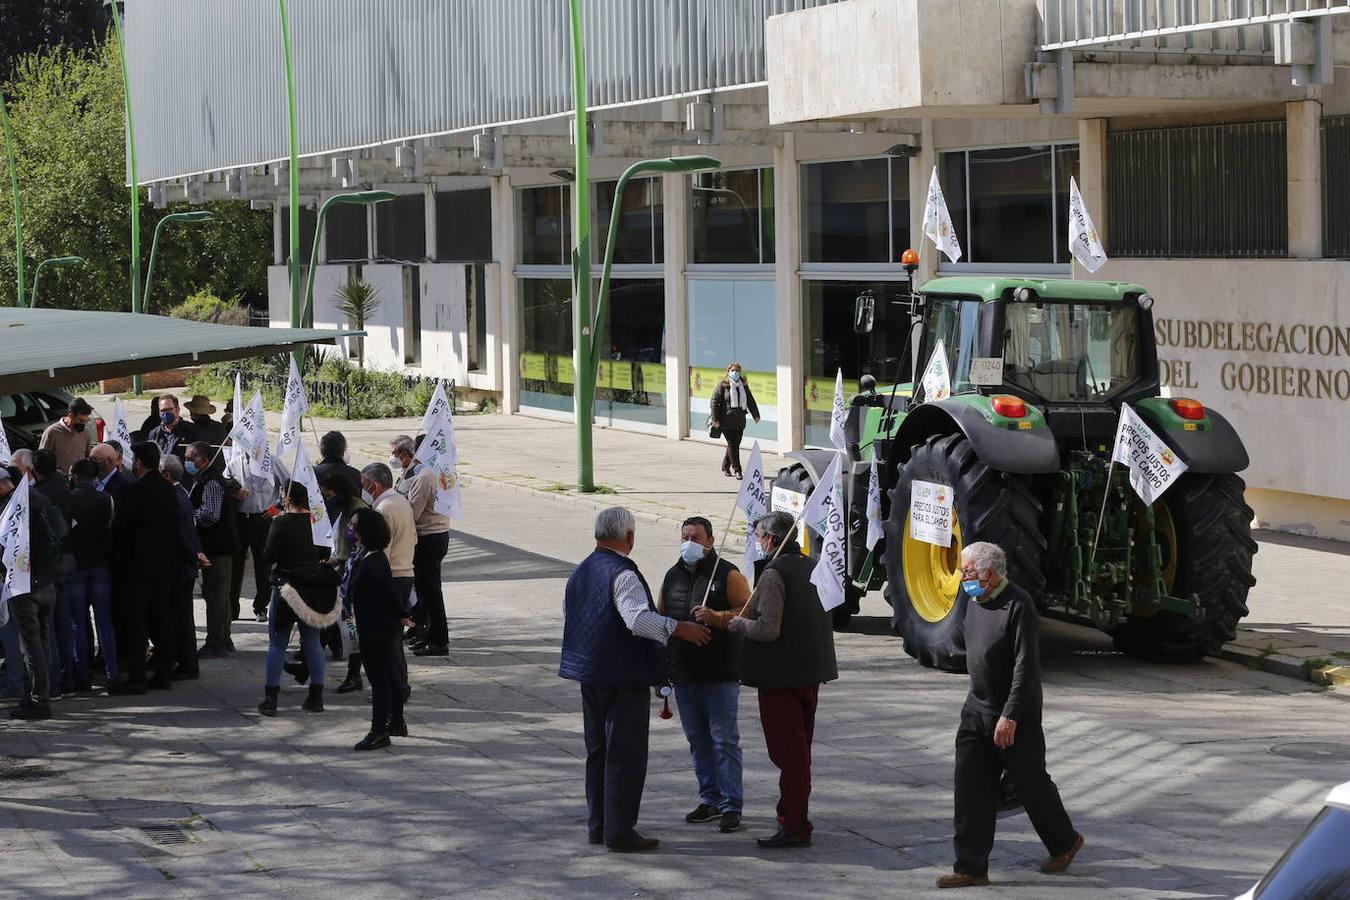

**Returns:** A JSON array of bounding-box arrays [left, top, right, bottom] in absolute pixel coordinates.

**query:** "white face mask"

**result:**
[[387, 455, 403, 471]]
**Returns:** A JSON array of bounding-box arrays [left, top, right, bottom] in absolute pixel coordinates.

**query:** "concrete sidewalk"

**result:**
[[103, 397, 1350, 686]]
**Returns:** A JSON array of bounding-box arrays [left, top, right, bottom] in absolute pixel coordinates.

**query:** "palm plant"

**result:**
[[333, 278, 381, 369]]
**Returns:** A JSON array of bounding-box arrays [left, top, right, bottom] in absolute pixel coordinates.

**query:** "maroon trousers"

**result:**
[[757, 684, 819, 839]]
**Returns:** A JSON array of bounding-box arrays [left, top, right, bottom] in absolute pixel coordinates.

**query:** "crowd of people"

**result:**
[[0, 393, 452, 752]]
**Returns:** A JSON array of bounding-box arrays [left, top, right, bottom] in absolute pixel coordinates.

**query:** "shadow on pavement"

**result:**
[[443, 532, 576, 582]]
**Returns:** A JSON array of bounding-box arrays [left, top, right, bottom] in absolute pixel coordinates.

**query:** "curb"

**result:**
[[1211, 644, 1346, 688]]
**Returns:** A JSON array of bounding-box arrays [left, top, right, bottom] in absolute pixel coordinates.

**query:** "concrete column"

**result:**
[[494, 174, 520, 413], [774, 133, 804, 450], [424, 184, 437, 261], [662, 173, 690, 440], [273, 203, 283, 266], [1074, 118, 1109, 277], [909, 119, 938, 285], [1287, 99, 1323, 259]]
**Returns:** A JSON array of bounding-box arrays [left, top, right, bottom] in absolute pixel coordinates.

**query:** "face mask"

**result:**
[[160, 411, 175, 426], [185, 461, 199, 476], [728, 370, 741, 382], [343, 526, 357, 544], [962, 579, 986, 598], [387, 455, 403, 470], [680, 540, 706, 566], [71, 421, 87, 433]]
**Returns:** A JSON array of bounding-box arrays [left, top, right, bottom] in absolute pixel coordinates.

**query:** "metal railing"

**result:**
[[1039, 0, 1350, 53], [227, 368, 454, 421], [1325, 116, 1350, 258]]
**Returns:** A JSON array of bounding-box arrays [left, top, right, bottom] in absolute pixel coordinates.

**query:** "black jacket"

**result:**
[[314, 458, 363, 522], [67, 485, 114, 570], [148, 418, 205, 459], [661, 555, 740, 683], [33, 476, 73, 521], [117, 471, 181, 571], [189, 469, 239, 557], [350, 550, 404, 643], [740, 547, 838, 689], [710, 379, 760, 433]]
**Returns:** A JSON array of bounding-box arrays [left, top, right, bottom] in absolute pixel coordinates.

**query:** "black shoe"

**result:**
[[756, 828, 811, 849], [255, 611, 268, 624], [10, 702, 53, 720], [169, 666, 198, 682], [607, 832, 659, 853], [588, 834, 603, 846], [412, 643, 448, 658], [257, 685, 279, 716], [354, 731, 390, 751], [108, 681, 147, 696], [225, 638, 236, 653], [402, 626, 423, 644], [197, 644, 226, 659], [719, 812, 742, 833], [147, 677, 173, 691], [388, 718, 408, 738], [75, 680, 94, 693], [685, 803, 719, 824], [336, 674, 363, 694], [284, 660, 310, 685], [734, 471, 743, 480], [302, 684, 324, 713]]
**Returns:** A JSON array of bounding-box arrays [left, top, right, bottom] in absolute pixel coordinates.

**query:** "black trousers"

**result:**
[[580, 683, 650, 845], [722, 428, 744, 474], [171, 575, 199, 676], [953, 705, 1076, 877], [363, 633, 404, 734], [123, 569, 177, 684], [230, 513, 273, 617], [411, 531, 451, 646]]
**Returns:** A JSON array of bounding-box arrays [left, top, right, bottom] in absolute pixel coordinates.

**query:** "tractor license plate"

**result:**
[[772, 486, 806, 515]]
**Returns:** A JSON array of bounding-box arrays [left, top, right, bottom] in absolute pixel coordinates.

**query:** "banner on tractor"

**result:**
[[0, 411, 11, 466], [290, 440, 332, 548], [909, 479, 954, 547], [1068, 177, 1108, 273], [921, 340, 952, 402], [802, 454, 847, 612], [0, 475, 32, 606], [735, 442, 770, 580], [866, 456, 884, 551], [1112, 405, 1187, 505], [275, 357, 309, 461], [109, 398, 135, 470], [416, 386, 463, 520], [922, 166, 963, 264], [829, 369, 847, 452]]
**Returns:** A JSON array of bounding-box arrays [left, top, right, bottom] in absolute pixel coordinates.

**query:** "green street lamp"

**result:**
[[300, 190, 395, 330], [29, 256, 85, 308], [1, 90, 23, 308], [143, 210, 215, 313]]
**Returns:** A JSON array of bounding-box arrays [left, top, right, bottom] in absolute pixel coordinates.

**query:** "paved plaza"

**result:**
[[3, 407, 1349, 898]]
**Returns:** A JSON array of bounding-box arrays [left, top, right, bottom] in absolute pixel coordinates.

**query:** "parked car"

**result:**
[[1237, 779, 1350, 899], [1, 388, 106, 449]]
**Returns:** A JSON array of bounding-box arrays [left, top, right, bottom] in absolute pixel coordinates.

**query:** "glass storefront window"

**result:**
[[519, 278, 574, 413], [803, 158, 910, 263], [520, 185, 571, 265], [691, 168, 775, 264], [436, 188, 493, 261], [687, 278, 777, 441], [375, 194, 426, 262], [802, 280, 917, 447], [595, 178, 663, 265]]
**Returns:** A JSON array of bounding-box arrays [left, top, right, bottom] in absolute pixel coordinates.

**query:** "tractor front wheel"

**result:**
[[884, 433, 1046, 672], [1112, 474, 1257, 662]]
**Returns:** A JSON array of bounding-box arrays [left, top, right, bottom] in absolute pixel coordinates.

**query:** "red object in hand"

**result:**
[[659, 695, 673, 720]]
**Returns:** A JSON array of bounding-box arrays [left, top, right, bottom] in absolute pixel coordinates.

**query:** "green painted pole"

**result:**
[[144, 211, 213, 314], [278, 0, 303, 372], [108, 1, 144, 392], [568, 0, 595, 492], [0, 92, 23, 308]]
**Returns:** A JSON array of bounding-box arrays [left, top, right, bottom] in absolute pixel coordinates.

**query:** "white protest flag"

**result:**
[[803, 458, 847, 612], [829, 369, 848, 452], [274, 356, 309, 460], [225, 372, 245, 464], [419, 379, 452, 437], [921, 339, 952, 402], [110, 398, 135, 470], [414, 398, 463, 520], [0, 475, 33, 603], [865, 455, 884, 551], [802, 452, 844, 538], [1111, 404, 1188, 505], [231, 391, 273, 480], [290, 440, 332, 548], [1068, 176, 1108, 273], [922, 166, 962, 264], [0, 412, 10, 466], [734, 442, 770, 581]]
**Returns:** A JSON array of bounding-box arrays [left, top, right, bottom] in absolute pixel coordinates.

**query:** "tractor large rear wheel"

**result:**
[[773, 463, 862, 630], [883, 433, 1046, 672], [1112, 474, 1256, 662]]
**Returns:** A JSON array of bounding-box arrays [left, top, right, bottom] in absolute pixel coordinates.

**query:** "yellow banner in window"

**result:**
[[689, 367, 777, 407], [519, 352, 547, 381], [804, 376, 858, 411], [595, 360, 636, 391], [636, 363, 666, 393], [557, 355, 575, 385]]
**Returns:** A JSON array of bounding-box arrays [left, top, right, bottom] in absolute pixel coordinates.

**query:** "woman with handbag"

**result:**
[[257, 482, 339, 716], [345, 507, 408, 750], [709, 362, 761, 479]]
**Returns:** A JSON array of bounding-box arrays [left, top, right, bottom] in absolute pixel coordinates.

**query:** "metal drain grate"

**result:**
[[1269, 742, 1350, 762], [0, 756, 59, 780], [140, 824, 194, 846]]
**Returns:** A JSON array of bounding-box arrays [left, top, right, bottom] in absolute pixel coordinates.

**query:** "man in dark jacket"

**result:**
[[147, 394, 205, 463], [559, 507, 711, 853], [185, 441, 237, 657], [701, 510, 837, 849], [109, 442, 181, 693], [161, 454, 207, 680], [31, 449, 78, 694], [4, 467, 69, 719], [937, 541, 1082, 889], [313, 431, 362, 523], [66, 460, 117, 689], [90, 443, 130, 503], [657, 516, 750, 834]]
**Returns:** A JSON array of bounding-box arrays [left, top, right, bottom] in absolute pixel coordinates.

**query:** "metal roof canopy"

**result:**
[[0, 307, 355, 394]]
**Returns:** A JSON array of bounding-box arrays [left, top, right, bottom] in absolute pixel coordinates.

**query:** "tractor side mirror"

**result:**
[[854, 290, 875, 335]]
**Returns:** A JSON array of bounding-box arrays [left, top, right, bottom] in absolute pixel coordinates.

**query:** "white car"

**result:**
[[1236, 780, 1350, 899]]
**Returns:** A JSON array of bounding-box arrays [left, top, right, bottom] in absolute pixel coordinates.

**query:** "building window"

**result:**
[[687, 278, 776, 439], [1108, 122, 1286, 258], [436, 188, 493, 261], [595, 178, 663, 265], [938, 144, 1078, 265], [1324, 116, 1350, 259], [691, 168, 775, 264], [519, 278, 574, 412], [401, 265, 421, 366], [375, 194, 427, 262], [803, 158, 910, 263], [279, 205, 317, 264], [802, 280, 916, 448], [520, 185, 571, 266], [467, 264, 486, 372], [325, 203, 368, 262]]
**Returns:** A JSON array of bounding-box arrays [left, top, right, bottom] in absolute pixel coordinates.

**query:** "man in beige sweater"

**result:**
[[391, 435, 452, 658]]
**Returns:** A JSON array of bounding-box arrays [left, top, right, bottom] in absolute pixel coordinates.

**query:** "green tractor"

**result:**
[[773, 277, 1257, 671]]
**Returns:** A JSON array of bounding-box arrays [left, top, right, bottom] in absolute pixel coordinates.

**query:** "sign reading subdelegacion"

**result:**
[[909, 479, 953, 547]]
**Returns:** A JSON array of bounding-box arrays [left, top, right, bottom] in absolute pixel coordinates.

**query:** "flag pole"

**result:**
[[695, 503, 743, 610], [1086, 460, 1116, 574]]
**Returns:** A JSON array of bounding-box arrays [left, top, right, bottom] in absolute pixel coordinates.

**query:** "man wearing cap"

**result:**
[[185, 395, 228, 446]]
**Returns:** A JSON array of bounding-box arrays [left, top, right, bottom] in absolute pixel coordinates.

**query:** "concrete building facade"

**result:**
[[127, 0, 1350, 539]]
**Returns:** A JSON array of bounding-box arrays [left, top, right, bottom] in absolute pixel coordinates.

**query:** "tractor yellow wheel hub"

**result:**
[[902, 510, 963, 623]]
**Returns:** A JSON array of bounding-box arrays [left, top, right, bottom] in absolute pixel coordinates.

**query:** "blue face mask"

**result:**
[[962, 579, 986, 598], [160, 411, 175, 426], [184, 460, 199, 476], [728, 370, 741, 383], [680, 540, 706, 566]]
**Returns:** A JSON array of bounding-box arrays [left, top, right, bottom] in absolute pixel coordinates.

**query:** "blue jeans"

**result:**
[[264, 594, 325, 689], [674, 681, 744, 814], [1, 610, 25, 697], [67, 566, 117, 682]]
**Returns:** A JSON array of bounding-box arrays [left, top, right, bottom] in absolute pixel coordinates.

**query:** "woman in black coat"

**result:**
[[346, 507, 408, 750], [709, 362, 761, 479]]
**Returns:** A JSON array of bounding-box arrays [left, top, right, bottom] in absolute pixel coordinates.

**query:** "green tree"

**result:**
[[0, 38, 271, 311], [333, 279, 381, 369], [0, 1, 110, 81]]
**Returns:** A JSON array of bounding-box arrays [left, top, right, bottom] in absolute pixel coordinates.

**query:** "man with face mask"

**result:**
[[147, 394, 205, 463], [89, 443, 130, 503], [656, 516, 751, 835], [185, 442, 237, 659], [39, 397, 95, 474]]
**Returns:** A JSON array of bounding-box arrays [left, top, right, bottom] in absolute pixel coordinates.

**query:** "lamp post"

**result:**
[[300, 190, 395, 330], [1, 90, 23, 307], [29, 256, 85, 308], [277, 0, 302, 371], [143, 210, 215, 313]]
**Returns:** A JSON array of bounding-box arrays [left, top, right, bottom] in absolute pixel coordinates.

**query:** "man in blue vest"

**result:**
[[560, 506, 712, 852]]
